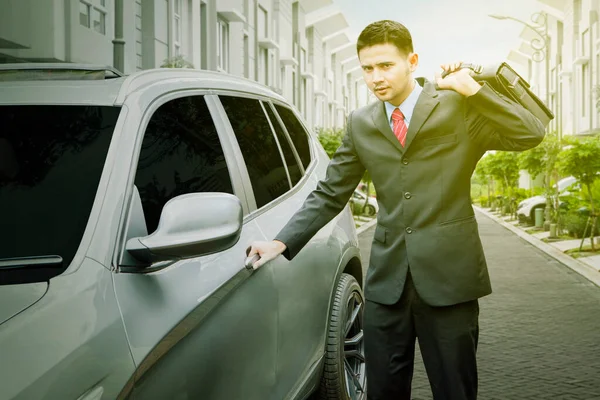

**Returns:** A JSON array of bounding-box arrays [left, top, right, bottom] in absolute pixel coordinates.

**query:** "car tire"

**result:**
[[363, 205, 376, 217], [318, 273, 366, 400]]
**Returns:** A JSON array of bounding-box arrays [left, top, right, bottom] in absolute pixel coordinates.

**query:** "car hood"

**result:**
[[0, 283, 47, 325]]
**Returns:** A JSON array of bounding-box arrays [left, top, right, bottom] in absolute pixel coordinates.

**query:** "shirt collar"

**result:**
[[384, 80, 423, 126]]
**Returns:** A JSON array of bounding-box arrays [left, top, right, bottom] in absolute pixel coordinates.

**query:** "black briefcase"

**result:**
[[443, 62, 554, 127]]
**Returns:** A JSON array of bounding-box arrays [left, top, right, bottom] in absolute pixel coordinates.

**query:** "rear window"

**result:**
[[0, 105, 120, 283]]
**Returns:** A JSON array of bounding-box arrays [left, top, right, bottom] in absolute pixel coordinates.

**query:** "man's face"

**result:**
[[359, 43, 418, 106]]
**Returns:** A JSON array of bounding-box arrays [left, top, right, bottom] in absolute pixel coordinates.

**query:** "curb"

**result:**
[[356, 217, 377, 236], [474, 206, 600, 288]]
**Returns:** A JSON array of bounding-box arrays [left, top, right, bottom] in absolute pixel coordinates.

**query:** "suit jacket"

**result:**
[[275, 78, 545, 306]]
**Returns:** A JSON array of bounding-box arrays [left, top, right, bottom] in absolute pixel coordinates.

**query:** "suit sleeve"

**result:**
[[274, 112, 366, 260], [464, 82, 546, 151]]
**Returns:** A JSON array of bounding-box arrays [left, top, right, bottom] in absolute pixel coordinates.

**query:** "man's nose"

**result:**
[[372, 70, 384, 83]]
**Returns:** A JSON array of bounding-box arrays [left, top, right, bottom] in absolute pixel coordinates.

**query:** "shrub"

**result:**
[[562, 211, 600, 238], [479, 196, 489, 207]]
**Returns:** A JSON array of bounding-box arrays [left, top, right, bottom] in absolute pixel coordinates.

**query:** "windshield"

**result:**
[[0, 105, 120, 282]]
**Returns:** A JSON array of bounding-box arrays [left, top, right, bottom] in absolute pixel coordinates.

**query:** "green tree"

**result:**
[[486, 151, 520, 191], [540, 132, 562, 227], [317, 128, 376, 214], [557, 136, 600, 250], [161, 55, 194, 68], [316, 127, 344, 158], [485, 151, 521, 215], [518, 143, 545, 180], [474, 154, 494, 204]]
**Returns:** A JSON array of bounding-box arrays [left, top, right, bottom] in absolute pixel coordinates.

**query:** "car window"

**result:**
[[273, 105, 312, 170], [134, 95, 233, 234], [263, 103, 302, 186], [219, 96, 290, 209], [0, 105, 119, 273]]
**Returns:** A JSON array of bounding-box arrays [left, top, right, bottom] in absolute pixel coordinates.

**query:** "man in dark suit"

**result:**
[[247, 20, 545, 399]]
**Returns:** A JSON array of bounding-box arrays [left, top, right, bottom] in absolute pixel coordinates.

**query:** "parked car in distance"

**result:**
[[516, 176, 578, 224], [350, 189, 379, 216], [0, 63, 367, 400]]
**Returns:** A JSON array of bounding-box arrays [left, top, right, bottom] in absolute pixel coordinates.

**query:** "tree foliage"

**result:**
[[484, 151, 520, 191], [316, 127, 345, 158], [161, 55, 194, 69], [558, 136, 600, 249]]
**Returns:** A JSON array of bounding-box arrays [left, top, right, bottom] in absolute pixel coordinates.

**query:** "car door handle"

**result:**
[[245, 246, 261, 270]]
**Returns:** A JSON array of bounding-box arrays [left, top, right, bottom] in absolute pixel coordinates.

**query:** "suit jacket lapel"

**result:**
[[371, 78, 440, 155], [402, 79, 440, 152]]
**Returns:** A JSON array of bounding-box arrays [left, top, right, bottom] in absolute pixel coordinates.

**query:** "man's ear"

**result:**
[[408, 52, 419, 72]]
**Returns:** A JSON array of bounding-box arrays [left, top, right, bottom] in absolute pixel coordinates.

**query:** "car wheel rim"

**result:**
[[343, 291, 366, 399]]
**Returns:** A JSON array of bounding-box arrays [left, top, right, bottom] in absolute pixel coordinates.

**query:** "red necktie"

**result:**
[[392, 108, 407, 147]]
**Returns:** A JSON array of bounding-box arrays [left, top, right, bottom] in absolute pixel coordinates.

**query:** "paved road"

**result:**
[[358, 211, 600, 399]]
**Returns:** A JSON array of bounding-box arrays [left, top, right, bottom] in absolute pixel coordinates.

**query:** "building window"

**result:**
[[270, 53, 276, 87], [259, 48, 268, 84], [244, 34, 250, 78], [301, 48, 307, 71], [92, 8, 106, 34], [173, 0, 182, 55], [80, 2, 90, 27], [292, 71, 297, 106], [217, 18, 229, 72], [582, 29, 589, 57], [582, 63, 589, 117], [258, 6, 268, 38], [79, 0, 107, 35]]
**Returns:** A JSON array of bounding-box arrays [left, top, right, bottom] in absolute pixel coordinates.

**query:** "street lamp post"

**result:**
[[489, 11, 553, 230], [489, 12, 550, 107]]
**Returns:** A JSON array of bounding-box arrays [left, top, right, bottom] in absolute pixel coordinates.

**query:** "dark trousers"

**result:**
[[364, 271, 480, 400]]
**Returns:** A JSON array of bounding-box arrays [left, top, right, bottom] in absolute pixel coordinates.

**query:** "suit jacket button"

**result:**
[[404, 192, 412, 199], [402, 158, 409, 165], [405, 227, 413, 234]]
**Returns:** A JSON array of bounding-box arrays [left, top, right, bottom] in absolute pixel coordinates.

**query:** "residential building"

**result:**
[[504, 0, 600, 138], [0, 0, 369, 130]]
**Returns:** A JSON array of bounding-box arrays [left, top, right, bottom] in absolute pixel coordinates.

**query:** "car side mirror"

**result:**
[[125, 192, 243, 265]]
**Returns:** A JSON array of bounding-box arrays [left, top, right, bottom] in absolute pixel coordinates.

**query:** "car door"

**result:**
[[217, 96, 347, 399], [112, 93, 278, 400]]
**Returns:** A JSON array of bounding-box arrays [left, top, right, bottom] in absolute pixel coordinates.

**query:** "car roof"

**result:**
[[0, 64, 286, 106]]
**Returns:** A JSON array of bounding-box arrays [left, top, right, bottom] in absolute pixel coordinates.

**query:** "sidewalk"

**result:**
[[475, 206, 600, 287]]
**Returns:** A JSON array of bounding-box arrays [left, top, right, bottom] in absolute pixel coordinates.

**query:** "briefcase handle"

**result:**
[[440, 63, 484, 79]]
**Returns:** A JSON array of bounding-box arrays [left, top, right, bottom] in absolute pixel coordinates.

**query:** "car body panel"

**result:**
[[0, 282, 47, 325], [0, 258, 135, 399], [0, 66, 363, 399]]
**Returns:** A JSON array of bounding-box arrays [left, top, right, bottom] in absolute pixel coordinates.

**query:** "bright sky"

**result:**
[[334, 0, 543, 79]]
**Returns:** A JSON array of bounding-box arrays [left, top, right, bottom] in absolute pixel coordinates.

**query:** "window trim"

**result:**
[[264, 101, 306, 176], [269, 99, 316, 171], [261, 101, 294, 189], [210, 93, 316, 219], [213, 94, 293, 212]]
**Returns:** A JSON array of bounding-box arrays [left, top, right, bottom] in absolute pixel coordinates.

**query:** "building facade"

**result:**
[[505, 0, 600, 138], [0, 0, 369, 130]]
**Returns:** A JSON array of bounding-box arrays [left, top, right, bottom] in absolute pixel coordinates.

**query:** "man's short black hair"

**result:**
[[357, 20, 414, 57]]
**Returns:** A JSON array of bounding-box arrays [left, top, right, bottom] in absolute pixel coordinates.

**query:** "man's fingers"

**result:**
[[248, 246, 258, 257], [252, 254, 271, 270]]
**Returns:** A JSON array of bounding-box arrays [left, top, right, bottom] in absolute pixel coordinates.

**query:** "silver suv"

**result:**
[[0, 64, 366, 400]]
